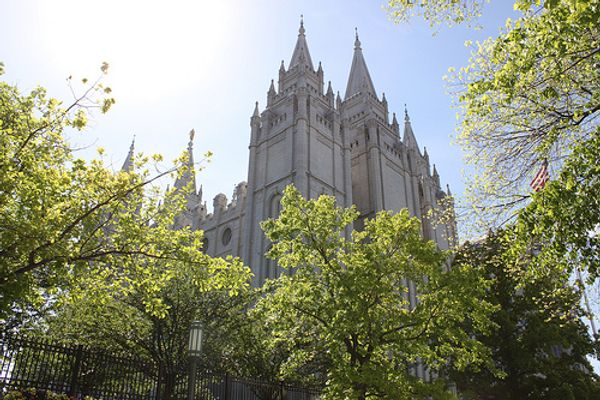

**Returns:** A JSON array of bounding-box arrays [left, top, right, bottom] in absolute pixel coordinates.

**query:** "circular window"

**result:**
[[222, 228, 232, 246]]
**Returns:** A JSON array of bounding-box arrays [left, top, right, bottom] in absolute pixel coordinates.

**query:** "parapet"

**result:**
[[194, 181, 248, 226]]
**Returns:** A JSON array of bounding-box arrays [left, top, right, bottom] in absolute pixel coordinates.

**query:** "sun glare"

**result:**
[[38, 0, 233, 101]]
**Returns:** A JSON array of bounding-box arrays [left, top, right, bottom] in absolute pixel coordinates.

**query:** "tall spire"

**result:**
[[392, 112, 399, 133], [289, 15, 314, 70], [121, 136, 135, 172], [268, 80, 276, 105], [174, 129, 197, 193], [344, 28, 377, 100], [326, 81, 334, 106], [403, 105, 419, 149]]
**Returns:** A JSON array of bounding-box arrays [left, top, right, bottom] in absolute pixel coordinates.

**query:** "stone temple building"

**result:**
[[131, 20, 456, 287]]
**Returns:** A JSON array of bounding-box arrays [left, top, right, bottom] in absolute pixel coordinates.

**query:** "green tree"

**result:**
[[386, 0, 489, 27], [450, 231, 600, 399], [0, 63, 240, 323], [45, 256, 250, 400], [258, 185, 496, 399], [386, 0, 600, 278]]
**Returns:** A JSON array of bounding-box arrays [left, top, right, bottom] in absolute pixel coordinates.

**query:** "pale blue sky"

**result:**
[[1, 0, 516, 222]]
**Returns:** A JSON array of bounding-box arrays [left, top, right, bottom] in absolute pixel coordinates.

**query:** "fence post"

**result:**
[[155, 365, 162, 400], [69, 345, 84, 397], [223, 373, 229, 400]]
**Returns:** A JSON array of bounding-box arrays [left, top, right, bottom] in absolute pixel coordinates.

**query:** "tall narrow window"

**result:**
[[270, 194, 282, 218]]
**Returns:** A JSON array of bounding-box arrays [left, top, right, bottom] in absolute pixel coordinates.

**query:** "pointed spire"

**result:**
[[186, 129, 195, 170], [326, 81, 334, 107], [446, 184, 452, 196], [174, 130, 197, 193], [423, 146, 429, 159], [289, 15, 314, 70], [336, 91, 342, 109], [344, 28, 377, 100], [403, 105, 419, 149], [433, 164, 440, 187], [268, 81, 276, 105], [251, 102, 260, 140], [279, 60, 285, 72], [392, 112, 399, 128], [121, 135, 136, 172], [381, 92, 389, 122]]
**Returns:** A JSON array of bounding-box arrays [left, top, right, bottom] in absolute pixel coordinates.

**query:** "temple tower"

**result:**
[[339, 31, 453, 250], [241, 19, 353, 286]]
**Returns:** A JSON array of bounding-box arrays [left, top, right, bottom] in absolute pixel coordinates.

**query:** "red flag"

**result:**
[[530, 160, 549, 192]]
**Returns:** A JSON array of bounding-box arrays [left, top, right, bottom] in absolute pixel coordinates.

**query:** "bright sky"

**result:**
[[1, 0, 518, 214], [2, 0, 599, 375]]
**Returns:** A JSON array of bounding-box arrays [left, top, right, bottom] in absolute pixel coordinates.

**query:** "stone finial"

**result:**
[[253, 101, 260, 117], [299, 14, 305, 35], [354, 27, 361, 49]]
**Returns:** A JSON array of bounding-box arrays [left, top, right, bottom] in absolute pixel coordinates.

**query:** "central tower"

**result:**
[[241, 20, 354, 284]]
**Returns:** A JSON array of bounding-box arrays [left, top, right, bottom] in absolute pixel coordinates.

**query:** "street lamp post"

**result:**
[[188, 321, 203, 400]]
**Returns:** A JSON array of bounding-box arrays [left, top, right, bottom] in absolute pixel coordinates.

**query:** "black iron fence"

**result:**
[[0, 334, 320, 400]]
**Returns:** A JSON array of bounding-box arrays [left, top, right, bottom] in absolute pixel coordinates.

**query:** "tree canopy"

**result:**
[[45, 256, 250, 400], [389, 0, 598, 224], [258, 185, 496, 399], [387, 1, 599, 283], [0, 63, 248, 324], [451, 231, 600, 399]]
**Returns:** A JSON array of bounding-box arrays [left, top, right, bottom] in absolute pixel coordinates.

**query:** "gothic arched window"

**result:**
[[270, 193, 282, 218]]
